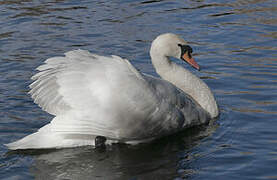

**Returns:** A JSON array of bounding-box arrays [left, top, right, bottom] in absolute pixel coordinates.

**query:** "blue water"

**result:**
[[0, 0, 276, 179]]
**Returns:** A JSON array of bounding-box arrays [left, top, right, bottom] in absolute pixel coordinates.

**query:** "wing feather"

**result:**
[[29, 50, 159, 138]]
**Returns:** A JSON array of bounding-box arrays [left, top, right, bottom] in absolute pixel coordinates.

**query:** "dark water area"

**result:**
[[0, 0, 276, 179]]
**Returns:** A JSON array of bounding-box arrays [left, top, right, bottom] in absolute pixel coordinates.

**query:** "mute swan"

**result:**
[[6, 33, 218, 150]]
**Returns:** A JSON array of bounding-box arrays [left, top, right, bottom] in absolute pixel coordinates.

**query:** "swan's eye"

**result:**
[[178, 44, 193, 58]]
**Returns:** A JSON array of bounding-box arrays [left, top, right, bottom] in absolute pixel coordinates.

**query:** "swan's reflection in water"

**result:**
[[20, 121, 217, 180]]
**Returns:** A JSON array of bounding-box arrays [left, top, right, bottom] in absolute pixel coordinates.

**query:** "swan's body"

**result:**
[[6, 33, 218, 150]]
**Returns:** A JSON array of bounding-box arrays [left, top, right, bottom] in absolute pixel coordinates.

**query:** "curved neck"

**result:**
[[150, 51, 218, 118]]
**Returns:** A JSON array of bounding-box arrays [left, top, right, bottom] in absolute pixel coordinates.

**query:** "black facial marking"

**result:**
[[178, 44, 193, 59]]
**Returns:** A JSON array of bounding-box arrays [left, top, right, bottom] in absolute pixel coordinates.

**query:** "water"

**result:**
[[0, 0, 276, 179]]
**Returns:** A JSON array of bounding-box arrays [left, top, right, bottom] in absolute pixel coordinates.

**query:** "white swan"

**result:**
[[6, 33, 218, 150]]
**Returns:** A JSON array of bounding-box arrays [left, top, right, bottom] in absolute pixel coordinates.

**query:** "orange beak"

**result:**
[[182, 52, 200, 71]]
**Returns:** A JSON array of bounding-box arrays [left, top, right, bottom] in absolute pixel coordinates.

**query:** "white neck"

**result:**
[[150, 52, 219, 118]]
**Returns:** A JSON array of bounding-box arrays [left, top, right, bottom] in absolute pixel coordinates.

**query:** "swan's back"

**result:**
[[143, 75, 210, 129]]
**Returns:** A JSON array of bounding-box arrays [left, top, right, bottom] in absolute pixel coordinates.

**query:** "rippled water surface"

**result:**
[[0, 0, 276, 179]]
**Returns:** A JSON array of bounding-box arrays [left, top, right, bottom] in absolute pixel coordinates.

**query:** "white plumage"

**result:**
[[6, 33, 218, 149]]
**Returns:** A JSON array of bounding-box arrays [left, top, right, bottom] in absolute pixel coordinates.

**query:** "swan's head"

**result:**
[[150, 33, 200, 70]]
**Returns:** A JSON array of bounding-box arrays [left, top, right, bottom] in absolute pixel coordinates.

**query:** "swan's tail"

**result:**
[[5, 124, 96, 150], [6, 124, 55, 150]]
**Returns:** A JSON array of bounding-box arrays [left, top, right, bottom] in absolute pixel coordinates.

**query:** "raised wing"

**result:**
[[30, 50, 151, 115], [29, 50, 161, 138]]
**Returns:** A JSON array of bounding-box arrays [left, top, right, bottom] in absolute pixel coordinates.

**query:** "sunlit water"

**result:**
[[0, 0, 276, 179]]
